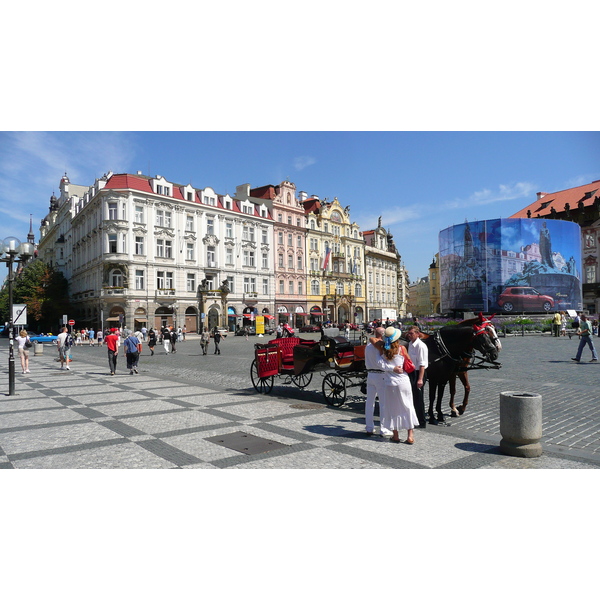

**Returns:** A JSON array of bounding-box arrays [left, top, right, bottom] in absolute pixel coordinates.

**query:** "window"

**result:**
[[165, 239, 172, 257], [108, 202, 118, 220], [244, 277, 256, 293], [310, 220, 315, 230], [279, 280, 284, 294], [243, 204, 253, 215], [297, 256, 303, 270], [243, 225, 255, 242], [297, 235, 302, 247], [186, 192, 193, 202], [156, 239, 164, 257], [278, 254, 284, 268], [297, 218, 301, 227], [278, 232, 284, 245], [226, 248, 233, 265], [261, 229, 268, 244], [156, 210, 164, 227], [243, 250, 255, 267], [337, 282, 344, 295], [186, 243, 194, 260], [288, 254, 293, 269], [134, 206, 144, 224], [355, 284, 361, 297], [207, 217, 214, 235], [204, 195, 216, 206], [135, 236, 144, 255], [227, 276, 234, 294], [311, 280, 319, 295], [135, 269, 144, 290], [262, 253, 268, 268], [278, 213, 283, 222], [156, 185, 163, 195], [288, 234, 292, 246], [157, 271, 165, 289], [110, 269, 123, 287], [310, 238, 318, 251], [586, 265, 596, 284], [262, 278, 269, 294], [108, 234, 117, 253], [298, 281, 303, 295], [289, 281, 294, 294], [187, 273, 196, 292], [186, 215, 194, 231], [207, 247, 216, 266], [226, 222, 233, 238], [287, 216, 292, 225], [165, 271, 173, 288]]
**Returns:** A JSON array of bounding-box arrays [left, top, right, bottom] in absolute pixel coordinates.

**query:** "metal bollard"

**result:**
[[499, 391, 542, 457], [34, 341, 44, 356]]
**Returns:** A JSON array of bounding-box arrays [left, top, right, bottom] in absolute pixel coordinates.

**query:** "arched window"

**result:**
[[355, 283, 362, 297], [110, 269, 123, 287]]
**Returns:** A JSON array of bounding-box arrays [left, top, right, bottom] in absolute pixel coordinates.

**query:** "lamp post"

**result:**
[[1, 237, 34, 396]]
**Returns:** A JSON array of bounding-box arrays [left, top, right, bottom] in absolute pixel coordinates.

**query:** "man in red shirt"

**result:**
[[105, 328, 120, 375]]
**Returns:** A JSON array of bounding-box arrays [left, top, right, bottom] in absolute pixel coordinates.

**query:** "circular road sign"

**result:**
[[68, 319, 75, 326]]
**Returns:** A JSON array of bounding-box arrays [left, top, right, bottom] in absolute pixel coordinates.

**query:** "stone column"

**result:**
[[499, 391, 543, 458]]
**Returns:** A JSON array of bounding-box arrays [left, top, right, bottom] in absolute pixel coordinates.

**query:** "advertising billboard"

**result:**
[[439, 218, 582, 313]]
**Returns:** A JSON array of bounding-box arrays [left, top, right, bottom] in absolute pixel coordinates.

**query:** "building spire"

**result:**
[[27, 214, 35, 244]]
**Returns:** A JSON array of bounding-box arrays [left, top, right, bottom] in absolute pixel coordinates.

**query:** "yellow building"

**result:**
[[303, 195, 366, 324]]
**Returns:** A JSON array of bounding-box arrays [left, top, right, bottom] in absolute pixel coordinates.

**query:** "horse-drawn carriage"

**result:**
[[250, 327, 368, 406]]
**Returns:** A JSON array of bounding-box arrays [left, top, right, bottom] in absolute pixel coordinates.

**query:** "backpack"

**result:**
[[65, 333, 74, 348]]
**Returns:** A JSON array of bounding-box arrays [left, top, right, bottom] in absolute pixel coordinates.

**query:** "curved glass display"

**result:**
[[439, 219, 582, 313]]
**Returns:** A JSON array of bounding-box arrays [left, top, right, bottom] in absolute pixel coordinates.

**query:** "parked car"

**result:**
[[210, 327, 228, 338], [299, 324, 320, 333], [235, 326, 256, 336], [497, 287, 554, 313], [28, 333, 59, 344]]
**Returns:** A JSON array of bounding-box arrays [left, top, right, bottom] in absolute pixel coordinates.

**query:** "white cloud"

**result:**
[[445, 181, 537, 210], [293, 155, 316, 171]]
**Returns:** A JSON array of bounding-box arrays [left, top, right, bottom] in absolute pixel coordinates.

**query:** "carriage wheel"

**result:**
[[291, 372, 313, 389], [322, 373, 346, 407], [251, 359, 274, 394]]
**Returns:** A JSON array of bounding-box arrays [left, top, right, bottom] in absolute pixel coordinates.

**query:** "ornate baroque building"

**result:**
[[38, 172, 276, 332], [362, 218, 404, 321], [303, 196, 366, 324], [250, 181, 308, 328]]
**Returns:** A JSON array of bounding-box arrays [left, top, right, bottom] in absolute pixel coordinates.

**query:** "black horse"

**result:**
[[420, 316, 501, 425]]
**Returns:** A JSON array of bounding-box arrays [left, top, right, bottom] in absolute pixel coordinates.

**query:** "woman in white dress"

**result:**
[[378, 327, 419, 444]]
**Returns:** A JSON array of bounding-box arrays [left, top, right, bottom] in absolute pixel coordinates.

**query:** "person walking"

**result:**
[[200, 329, 210, 355], [105, 327, 120, 375], [561, 311, 567, 336], [405, 325, 428, 428], [378, 327, 419, 444], [170, 327, 178, 353], [57, 326, 72, 370], [17, 329, 32, 374], [163, 326, 171, 354], [124, 331, 142, 374], [96, 328, 103, 346], [182, 325, 186, 341], [213, 327, 222, 355], [364, 326, 391, 437], [141, 326, 147, 341], [88, 328, 95, 346], [148, 328, 157, 356], [572, 314, 598, 362]]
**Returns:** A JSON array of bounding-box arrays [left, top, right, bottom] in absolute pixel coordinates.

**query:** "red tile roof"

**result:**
[[104, 173, 154, 194], [250, 184, 277, 200], [510, 180, 600, 219]]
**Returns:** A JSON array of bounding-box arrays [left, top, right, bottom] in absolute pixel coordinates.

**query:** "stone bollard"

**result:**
[[499, 391, 542, 457], [34, 341, 44, 356]]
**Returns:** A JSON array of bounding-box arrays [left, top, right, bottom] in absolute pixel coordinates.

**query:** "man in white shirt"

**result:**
[[364, 327, 391, 436], [56, 326, 71, 370], [406, 326, 428, 428]]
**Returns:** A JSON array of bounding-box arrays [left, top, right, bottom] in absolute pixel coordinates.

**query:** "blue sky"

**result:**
[[1, 131, 598, 280]]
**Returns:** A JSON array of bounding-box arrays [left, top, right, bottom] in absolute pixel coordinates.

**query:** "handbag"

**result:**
[[400, 346, 415, 373], [24, 339, 33, 349]]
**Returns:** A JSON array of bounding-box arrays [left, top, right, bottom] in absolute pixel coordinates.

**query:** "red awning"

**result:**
[[262, 315, 274, 319], [310, 311, 324, 316], [295, 313, 309, 316], [278, 312, 291, 315]]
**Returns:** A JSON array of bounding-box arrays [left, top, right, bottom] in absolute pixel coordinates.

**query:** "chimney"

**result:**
[[537, 192, 547, 200], [299, 191, 308, 202]]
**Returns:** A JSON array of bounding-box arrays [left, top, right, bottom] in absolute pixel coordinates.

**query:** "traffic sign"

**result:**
[[68, 319, 75, 326]]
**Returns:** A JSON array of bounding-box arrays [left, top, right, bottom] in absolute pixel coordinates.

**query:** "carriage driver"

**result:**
[[364, 327, 392, 437], [405, 326, 428, 428]]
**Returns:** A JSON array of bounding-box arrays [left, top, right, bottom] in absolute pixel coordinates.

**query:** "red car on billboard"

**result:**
[[497, 286, 554, 312]]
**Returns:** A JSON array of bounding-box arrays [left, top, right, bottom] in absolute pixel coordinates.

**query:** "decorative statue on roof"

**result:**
[[539, 221, 555, 269], [220, 279, 230, 293], [378, 216, 382, 228]]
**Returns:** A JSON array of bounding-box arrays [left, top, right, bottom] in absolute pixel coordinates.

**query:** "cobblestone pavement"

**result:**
[[0, 331, 598, 468]]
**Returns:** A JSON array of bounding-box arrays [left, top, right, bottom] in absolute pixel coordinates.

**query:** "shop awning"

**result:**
[[133, 318, 148, 322], [310, 311, 324, 316], [278, 312, 291, 315], [105, 316, 122, 322], [262, 315, 274, 319], [295, 312, 309, 316]]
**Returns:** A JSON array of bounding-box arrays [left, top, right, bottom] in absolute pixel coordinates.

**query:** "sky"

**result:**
[[1, 131, 599, 281]]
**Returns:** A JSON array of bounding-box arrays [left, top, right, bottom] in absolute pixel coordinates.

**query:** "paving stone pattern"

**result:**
[[0, 332, 598, 469]]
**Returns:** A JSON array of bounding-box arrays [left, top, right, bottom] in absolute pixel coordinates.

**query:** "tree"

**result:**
[[0, 260, 71, 332]]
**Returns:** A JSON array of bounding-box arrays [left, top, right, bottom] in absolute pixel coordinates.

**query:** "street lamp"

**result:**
[[1, 237, 34, 396]]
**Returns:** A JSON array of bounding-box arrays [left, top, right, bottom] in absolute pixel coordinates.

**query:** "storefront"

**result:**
[[309, 305, 323, 325]]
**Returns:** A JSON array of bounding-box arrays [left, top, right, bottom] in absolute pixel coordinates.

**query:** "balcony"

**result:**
[[156, 289, 176, 297], [243, 292, 258, 304], [204, 291, 222, 300], [102, 286, 126, 296], [205, 261, 218, 269]]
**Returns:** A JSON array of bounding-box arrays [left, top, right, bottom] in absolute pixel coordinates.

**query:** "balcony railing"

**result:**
[[102, 286, 126, 296], [156, 289, 176, 297]]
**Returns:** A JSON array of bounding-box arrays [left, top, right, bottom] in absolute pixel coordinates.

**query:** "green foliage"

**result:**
[[0, 260, 71, 332]]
